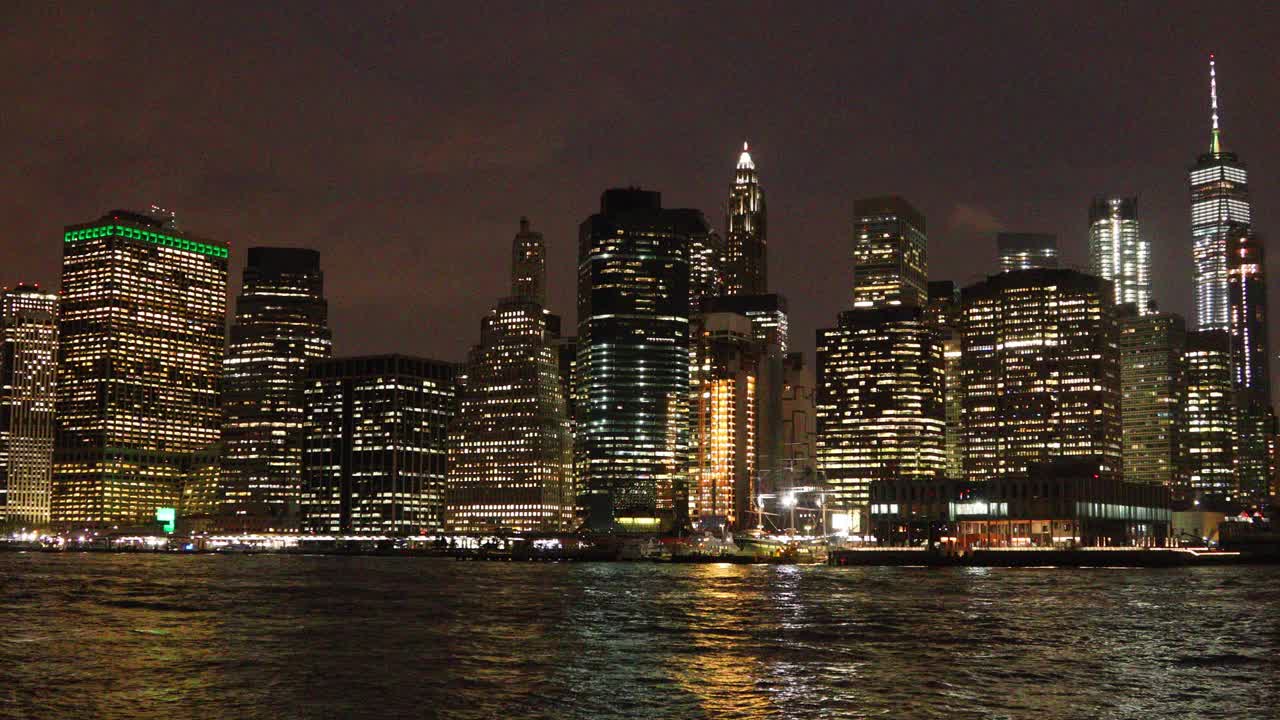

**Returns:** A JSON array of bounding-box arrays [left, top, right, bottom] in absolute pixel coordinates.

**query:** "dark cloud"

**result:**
[[1, 1, 1278, 383]]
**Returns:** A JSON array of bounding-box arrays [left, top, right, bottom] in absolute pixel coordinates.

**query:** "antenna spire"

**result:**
[[1209, 53, 1221, 154]]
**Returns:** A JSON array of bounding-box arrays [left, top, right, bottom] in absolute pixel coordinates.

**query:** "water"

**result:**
[[1, 554, 1277, 719]]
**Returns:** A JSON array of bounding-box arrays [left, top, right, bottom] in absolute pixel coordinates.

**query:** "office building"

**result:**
[[725, 142, 767, 296], [1191, 55, 1251, 332], [1182, 331, 1235, 499], [997, 233, 1059, 273], [689, 312, 763, 530], [781, 352, 816, 476], [1118, 309, 1186, 489], [1089, 197, 1150, 311], [816, 306, 945, 512], [220, 248, 331, 524], [0, 286, 57, 528], [511, 217, 546, 307], [1227, 230, 1273, 502], [926, 282, 964, 480], [702, 293, 789, 353], [852, 196, 927, 309], [301, 355, 456, 534], [689, 226, 724, 310], [446, 219, 574, 533], [576, 189, 699, 530], [53, 210, 227, 526], [960, 269, 1121, 482]]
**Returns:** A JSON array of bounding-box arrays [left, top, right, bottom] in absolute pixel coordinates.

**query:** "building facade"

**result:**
[[997, 233, 1059, 273], [725, 142, 767, 296], [576, 189, 697, 530], [816, 306, 945, 511], [0, 286, 57, 528], [1089, 197, 1150, 312], [220, 248, 331, 524], [960, 269, 1122, 482], [1182, 331, 1235, 499], [53, 210, 227, 526], [851, 196, 928, 309], [1118, 309, 1186, 489], [446, 219, 573, 534], [302, 355, 456, 534], [1191, 55, 1250, 332], [1227, 230, 1273, 502]]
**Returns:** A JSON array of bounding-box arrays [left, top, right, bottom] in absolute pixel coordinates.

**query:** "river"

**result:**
[[1, 554, 1276, 719]]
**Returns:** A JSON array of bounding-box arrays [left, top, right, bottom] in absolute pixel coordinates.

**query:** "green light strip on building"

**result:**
[[63, 224, 229, 259]]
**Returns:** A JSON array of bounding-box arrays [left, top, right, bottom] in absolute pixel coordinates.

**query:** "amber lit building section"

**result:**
[[1182, 330, 1235, 500], [960, 269, 1121, 482], [0, 285, 58, 528], [53, 210, 227, 526], [690, 312, 761, 530], [446, 219, 573, 533], [1118, 308, 1187, 490]]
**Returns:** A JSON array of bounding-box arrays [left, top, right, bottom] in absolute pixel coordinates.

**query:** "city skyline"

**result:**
[[1, 5, 1276, 385]]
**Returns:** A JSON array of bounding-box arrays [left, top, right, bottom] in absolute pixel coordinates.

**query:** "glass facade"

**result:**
[[0, 286, 58, 528], [302, 355, 456, 534], [997, 233, 1059, 273], [220, 247, 331, 523], [852, 196, 927, 309], [1089, 197, 1150, 312], [1182, 331, 1235, 498], [53, 211, 227, 526], [1118, 310, 1186, 490]]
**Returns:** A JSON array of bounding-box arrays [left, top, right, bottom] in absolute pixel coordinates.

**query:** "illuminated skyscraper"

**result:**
[[1089, 197, 1151, 311], [0, 285, 57, 528], [689, 226, 724, 309], [1118, 309, 1187, 489], [960, 269, 1121, 482], [511, 216, 546, 306], [446, 219, 573, 533], [1183, 331, 1235, 499], [927, 282, 965, 481], [816, 306, 945, 511], [689, 312, 762, 530], [220, 248, 331, 524], [1227, 229, 1273, 502], [997, 233, 1059, 273], [53, 210, 227, 527], [1191, 55, 1250, 332], [725, 142, 767, 296], [852, 196, 927, 309], [301, 355, 456, 534], [577, 189, 698, 530]]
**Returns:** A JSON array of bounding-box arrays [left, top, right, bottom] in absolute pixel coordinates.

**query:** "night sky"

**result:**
[[4, 2, 1279, 369]]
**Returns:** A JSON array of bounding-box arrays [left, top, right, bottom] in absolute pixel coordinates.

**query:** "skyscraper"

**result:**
[[725, 142, 767, 296], [816, 306, 945, 511], [220, 248, 331, 525], [927, 281, 965, 481], [688, 226, 724, 309], [852, 196, 927, 309], [960, 269, 1122, 481], [302, 355, 456, 534], [1183, 331, 1235, 499], [1089, 197, 1150, 312], [689, 312, 762, 530], [997, 233, 1059, 273], [53, 210, 227, 527], [1227, 229, 1273, 502], [1118, 309, 1187, 489], [511, 217, 547, 306], [446, 219, 573, 533], [577, 189, 698, 530], [0, 285, 57, 528], [1191, 55, 1250, 332]]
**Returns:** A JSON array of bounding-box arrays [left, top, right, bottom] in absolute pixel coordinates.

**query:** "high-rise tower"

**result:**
[[577, 189, 700, 530], [511, 216, 546, 306], [997, 233, 1059, 273], [725, 142, 767, 296], [1191, 55, 1251, 332], [1089, 197, 1150, 312], [220, 248, 331, 524], [1227, 229, 1273, 501], [852, 197, 928, 309], [53, 210, 228, 526], [446, 218, 573, 533], [0, 285, 57, 528]]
